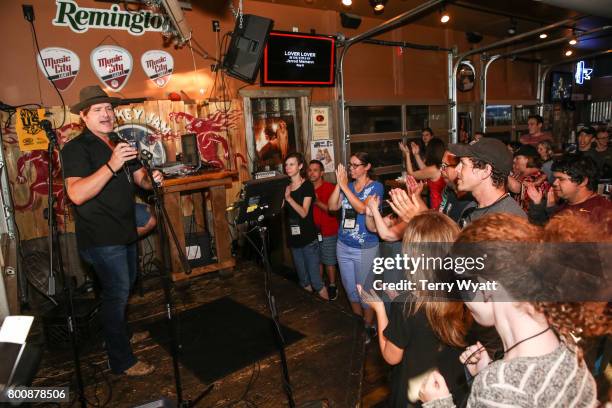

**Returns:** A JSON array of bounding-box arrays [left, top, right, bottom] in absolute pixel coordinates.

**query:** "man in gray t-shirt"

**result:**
[[448, 138, 526, 228]]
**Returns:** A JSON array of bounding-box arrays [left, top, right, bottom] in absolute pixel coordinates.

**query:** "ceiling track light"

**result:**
[[568, 28, 578, 45], [440, 7, 450, 23], [507, 18, 517, 36], [369, 0, 387, 13]]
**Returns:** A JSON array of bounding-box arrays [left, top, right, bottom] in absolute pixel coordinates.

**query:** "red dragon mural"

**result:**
[[168, 110, 239, 169]]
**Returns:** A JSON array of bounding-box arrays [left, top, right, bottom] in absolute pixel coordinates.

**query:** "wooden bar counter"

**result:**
[[161, 169, 237, 281]]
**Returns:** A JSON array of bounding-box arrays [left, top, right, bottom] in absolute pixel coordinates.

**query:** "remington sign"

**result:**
[[52, 0, 172, 36]]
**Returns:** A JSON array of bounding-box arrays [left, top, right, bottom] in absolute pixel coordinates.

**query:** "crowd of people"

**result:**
[[281, 116, 611, 407], [62, 82, 610, 405]]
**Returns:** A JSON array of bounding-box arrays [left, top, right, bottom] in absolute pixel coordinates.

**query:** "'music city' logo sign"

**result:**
[[36, 47, 80, 91], [91, 46, 133, 91], [52, 0, 172, 36]]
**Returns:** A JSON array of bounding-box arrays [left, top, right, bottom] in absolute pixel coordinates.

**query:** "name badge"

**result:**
[[343, 209, 357, 229], [317, 233, 323, 242], [290, 225, 301, 235]]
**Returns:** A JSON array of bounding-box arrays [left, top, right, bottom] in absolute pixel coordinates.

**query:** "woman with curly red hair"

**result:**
[[419, 213, 608, 407]]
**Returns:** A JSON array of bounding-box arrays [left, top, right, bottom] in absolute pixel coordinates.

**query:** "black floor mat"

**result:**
[[145, 296, 306, 383]]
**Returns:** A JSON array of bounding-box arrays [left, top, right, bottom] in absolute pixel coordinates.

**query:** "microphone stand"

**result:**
[[139, 150, 212, 407], [39, 120, 87, 408]]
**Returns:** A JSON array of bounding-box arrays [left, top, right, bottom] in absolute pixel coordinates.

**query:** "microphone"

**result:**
[[39, 119, 58, 144], [39, 119, 53, 132], [108, 133, 129, 145]]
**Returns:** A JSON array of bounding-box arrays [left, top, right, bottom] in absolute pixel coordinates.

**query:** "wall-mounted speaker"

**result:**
[[340, 12, 361, 29], [223, 15, 274, 83]]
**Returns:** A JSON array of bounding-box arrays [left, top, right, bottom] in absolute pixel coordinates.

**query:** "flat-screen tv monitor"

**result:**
[[550, 71, 573, 101], [261, 31, 335, 87]]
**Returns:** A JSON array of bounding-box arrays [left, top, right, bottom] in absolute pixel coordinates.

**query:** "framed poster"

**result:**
[[310, 106, 331, 140], [311, 140, 335, 173], [253, 116, 297, 171]]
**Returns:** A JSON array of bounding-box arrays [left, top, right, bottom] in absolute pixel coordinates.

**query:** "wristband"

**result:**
[[105, 162, 117, 177]]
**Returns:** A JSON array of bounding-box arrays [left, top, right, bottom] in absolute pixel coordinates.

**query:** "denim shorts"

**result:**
[[318, 235, 337, 266]]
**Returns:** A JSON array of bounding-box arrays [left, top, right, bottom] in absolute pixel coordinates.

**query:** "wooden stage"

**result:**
[[31, 261, 376, 407]]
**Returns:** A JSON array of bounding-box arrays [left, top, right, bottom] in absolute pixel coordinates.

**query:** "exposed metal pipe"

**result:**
[[447, 51, 454, 140], [449, 15, 584, 143], [498, 25, 611, 59], [479, 27, 611, 128], [337, 46, 349, 164], [337, 0, 445, 164], [363, 38, 452, 52], [536, 63, 543, 116], [481, 55, 501, 133], [453, 0, 578, 27], [455, 16, 584, 63], [538, 48, 612, 108], [344, 0, 446, 47]]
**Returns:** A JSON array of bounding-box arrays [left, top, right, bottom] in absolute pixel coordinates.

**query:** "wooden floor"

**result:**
[[30, 261, 394, 407]]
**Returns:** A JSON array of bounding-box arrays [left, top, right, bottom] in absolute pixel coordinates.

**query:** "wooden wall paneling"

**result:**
[[146, 100, 175, 162]]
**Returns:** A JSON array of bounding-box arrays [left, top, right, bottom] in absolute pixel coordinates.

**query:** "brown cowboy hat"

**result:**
[[70, 85, 120, 114]]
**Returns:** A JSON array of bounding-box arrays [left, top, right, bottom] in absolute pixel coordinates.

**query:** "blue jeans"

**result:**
[[80, 243, 138, 373], [336, 240, 379, 304], [291, 240, 324, 292]]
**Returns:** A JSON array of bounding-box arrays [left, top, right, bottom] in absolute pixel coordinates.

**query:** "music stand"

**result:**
[[237, 175, 301, 405], [236, 175, 289, 224], [235, 175, 327, 408]]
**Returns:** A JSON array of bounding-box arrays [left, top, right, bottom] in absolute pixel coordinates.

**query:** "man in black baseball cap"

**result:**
[[61, 85, 162, 376], [448, 138, 526, 227]]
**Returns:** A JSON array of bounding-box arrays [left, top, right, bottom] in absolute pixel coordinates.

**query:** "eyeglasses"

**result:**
[[440, 163, 454, 171], [347, 162, 365, 169]]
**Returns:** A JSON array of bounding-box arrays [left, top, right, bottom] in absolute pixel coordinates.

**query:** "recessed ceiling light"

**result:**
[[539, 33, 548, 39], [341, 0, 352, 6], [565, 50, 573, 56], [569, 38, 577, 45], [440, 13, 450, 23]]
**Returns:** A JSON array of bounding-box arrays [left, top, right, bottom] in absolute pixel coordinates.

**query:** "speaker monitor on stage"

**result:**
[[223, 14, 274, 83], [340, 12, 361, 29]]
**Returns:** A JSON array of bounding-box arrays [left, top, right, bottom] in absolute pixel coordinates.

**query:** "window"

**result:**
[[350, 139, 403, 168], [348, 106, 402, 134], [515, 105, 537, 126], [486, 105, 512, 127], [406, 105, 428, 130]]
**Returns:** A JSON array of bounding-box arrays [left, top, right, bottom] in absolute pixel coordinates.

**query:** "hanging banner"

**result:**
[[90, 45, 132, 91], [141, 50, 173, 88], [15, 109, 49, 151], [36, 47, 80, 91]]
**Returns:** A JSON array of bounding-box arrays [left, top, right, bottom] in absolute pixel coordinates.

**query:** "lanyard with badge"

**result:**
[[289, 218, 301, 236], [343, 208, 357, 229]]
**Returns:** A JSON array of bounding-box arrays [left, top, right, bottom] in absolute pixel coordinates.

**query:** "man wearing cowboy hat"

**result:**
[[61, 85, 162, 376]]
